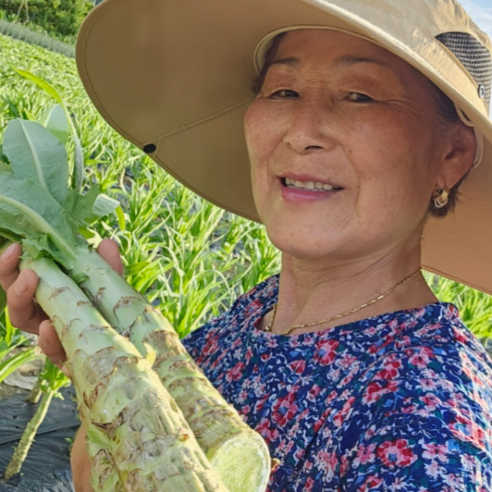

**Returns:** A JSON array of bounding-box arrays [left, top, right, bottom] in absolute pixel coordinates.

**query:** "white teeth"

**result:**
[[285, 177, 337, 191]]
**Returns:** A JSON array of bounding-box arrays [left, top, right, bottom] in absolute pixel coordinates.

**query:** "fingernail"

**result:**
[[15, 273, 27, 294], [2, 244, 16, 261]]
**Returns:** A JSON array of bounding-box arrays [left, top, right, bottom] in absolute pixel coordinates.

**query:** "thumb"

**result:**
[[96, 238, 124, 275]]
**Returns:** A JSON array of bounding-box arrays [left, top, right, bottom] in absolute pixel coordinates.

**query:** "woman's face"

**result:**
[[245, 30, 458, 262]]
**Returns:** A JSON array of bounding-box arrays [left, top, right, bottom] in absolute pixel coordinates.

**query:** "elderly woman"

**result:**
[[2, 0, 492, 490]]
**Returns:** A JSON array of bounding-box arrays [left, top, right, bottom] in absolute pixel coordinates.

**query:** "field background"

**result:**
[[0, 32, 492, 343], [0, 33, 282, 341]]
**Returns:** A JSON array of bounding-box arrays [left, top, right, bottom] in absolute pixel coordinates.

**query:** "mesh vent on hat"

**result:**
[[436, 32, 492, 110]]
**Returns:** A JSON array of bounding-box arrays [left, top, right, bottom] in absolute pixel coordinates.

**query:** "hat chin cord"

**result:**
[[455, 105, 484, 169]]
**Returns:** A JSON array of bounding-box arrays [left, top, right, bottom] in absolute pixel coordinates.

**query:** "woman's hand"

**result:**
[[0, 240, 123, 492], [0, 239, 125, 366]]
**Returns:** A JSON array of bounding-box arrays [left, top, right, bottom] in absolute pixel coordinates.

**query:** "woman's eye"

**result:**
[[346, 92, 374, 103], [271, 89, 299, 99]]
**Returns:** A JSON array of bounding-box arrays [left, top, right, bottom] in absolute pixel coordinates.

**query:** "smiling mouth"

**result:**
[[281, 177, 343, 192]]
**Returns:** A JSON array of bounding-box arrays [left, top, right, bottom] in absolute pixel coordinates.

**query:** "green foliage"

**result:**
[[14, 69, 86, 189], [0, 0, 92, 39], [426, 272, 492, 340], [0, 119, 120, 273], [0, 33, 281, 343], [0, 18, 74, 56], [38, 357, 70, 393], [0, 313, 42, 384], [4, 119, 69, 204]]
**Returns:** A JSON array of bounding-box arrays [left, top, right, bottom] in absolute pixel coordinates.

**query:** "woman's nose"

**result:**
[[282, 98, 337, 154]]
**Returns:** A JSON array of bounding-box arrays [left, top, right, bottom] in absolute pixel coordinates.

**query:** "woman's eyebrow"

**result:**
[[270, 54, 396, 73], [330, 54, 395, 72], [269, 57, 299, 68]]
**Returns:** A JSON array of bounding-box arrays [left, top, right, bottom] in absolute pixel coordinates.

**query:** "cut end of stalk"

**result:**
[[210, 433, 271, 492]]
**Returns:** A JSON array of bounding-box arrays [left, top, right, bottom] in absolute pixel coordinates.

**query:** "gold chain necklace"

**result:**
[[264, 269, 421, 336]]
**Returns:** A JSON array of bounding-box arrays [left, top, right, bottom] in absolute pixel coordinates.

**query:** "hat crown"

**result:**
[[334, 0, 490, 44]]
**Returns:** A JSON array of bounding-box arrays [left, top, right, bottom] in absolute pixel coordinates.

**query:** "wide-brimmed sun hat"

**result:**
[[76, 0, 492, 294]]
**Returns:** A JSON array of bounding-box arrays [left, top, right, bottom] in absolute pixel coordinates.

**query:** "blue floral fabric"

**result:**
[[182, 275, 492, 491]]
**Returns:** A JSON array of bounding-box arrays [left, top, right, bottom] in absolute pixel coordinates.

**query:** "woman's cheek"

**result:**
[[245, 107, 270, 165], [245, 100, 291, 153]]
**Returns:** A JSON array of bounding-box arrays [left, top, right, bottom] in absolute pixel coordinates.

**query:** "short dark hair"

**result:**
[[252, 33, 470, 219], [426, 84, 469, 218]]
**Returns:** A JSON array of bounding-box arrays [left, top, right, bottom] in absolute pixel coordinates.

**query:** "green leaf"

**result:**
[[64, 186, 99, 225], [39, 105, 69, 144], [64, 187, 119, 226], [0, 162, 12, 173], [125, 261, 151, 276], [77, 228, 96, 239], [14, 69, 64, 106], [3, 120, 69, 206], [0, 285, 6, 315], [2, 313, 22, 348], [115, 206, 126, 231], [0, 173, 77, 263], [0, 347, 42, 384], [72, 131, 84, 191], [90, 194, 119, 221], [72, 272, 89, 284], [13, 69, 84, 190], [0, 319, 26, 357], [41, 359, 71, 392], [24, 110, 37, 121], [0, 228, 23, 244]]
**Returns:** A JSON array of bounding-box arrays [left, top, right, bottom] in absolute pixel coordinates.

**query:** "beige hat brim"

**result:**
[[76, 0, 492, 294]]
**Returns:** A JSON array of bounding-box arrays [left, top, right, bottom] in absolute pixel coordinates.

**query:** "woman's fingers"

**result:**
[[0, 244, 47, 335], [1, 240, 123, 364], [97, 238, 124, 275], [6, 269, 48, 334], [39, 319, 67, 365], [39, 320, 71, 378], [0, 243, 23, 291]]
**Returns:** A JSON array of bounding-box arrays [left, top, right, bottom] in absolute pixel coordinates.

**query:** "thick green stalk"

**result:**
[[4, 389, 54, 481], [27, 373, 43, 404], [21, 256, 230, 492], [67, 247, 271, 492]]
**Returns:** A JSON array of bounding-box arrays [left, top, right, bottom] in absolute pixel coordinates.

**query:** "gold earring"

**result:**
[[433, 188, 449, 209]]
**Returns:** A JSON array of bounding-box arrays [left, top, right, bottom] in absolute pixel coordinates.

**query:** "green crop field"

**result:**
[[0, 31, 491, 343], [0, 33, 282, 341]]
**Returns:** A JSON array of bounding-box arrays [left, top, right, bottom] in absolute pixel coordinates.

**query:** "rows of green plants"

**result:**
[[0, 0, 92, 42], [0, 18, 74, 56], [0, 32, 281, 342]]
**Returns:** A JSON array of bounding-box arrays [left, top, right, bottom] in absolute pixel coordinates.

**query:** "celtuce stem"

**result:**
[[4, 389, 54, 481], [27, 370, 43, 404], [20, 256, 230, 492], [70, 248, 271, 492]]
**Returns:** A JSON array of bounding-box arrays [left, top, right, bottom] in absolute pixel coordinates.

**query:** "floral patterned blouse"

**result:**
[[182, 275, 492, 491]]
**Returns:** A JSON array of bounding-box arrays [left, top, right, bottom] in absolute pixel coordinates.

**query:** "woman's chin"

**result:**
[[265, 226, 344, 261]]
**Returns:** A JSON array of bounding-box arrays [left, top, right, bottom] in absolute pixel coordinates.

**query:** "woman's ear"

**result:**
[[436, 123, 476, 190]]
